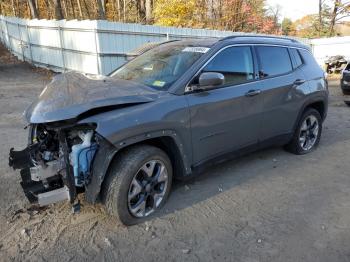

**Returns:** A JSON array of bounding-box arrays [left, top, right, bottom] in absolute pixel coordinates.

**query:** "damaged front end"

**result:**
[[8, 71, 157, 212], [9, 123, 99, 209]]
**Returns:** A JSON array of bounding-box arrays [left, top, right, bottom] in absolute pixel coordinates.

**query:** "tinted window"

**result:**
[[290, 48, 303, 68], [257, 46, 292, 77], [299, 49, 320, 68], [203, 46, 254, 86], [111, 44, 207, 90]]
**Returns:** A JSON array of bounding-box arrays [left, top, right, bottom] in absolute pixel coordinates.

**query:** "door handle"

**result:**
[[293, 79, 306, 86], [245, 89, 261, 97]]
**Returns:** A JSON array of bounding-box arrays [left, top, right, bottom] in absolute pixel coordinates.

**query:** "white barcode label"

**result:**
[[182, 47, 210, 53]]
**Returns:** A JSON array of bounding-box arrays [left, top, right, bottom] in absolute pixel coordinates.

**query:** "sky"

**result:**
[[266, 0, 319, 21]]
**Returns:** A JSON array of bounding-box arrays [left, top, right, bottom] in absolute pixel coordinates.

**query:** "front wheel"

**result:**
[[103, 145, 173, 225], [285, 108, 322, 155]]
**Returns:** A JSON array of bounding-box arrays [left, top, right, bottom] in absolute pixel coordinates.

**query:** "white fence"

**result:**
[[0, 16, 238, 75], [310, 36, 350, 66], [0, 16, 313, 75]]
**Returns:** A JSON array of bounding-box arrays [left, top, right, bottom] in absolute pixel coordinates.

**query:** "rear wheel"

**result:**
[[103, 145, 173, 225], [285, 108, 322, 155], [345, 101, 350, 106]]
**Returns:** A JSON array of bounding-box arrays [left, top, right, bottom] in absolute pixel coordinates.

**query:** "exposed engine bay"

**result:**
[[9, 123, 98, 209], [7, 71, 156, 213]]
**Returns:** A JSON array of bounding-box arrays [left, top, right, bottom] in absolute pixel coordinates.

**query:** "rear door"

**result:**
[[186, 45, 264, 164], [256, 45, 309, 142]]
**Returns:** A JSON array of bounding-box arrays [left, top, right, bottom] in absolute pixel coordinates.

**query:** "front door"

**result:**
[[186, 46, 264, 164]]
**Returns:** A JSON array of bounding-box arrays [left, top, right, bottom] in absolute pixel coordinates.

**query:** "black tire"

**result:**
[[285, 108, 322, 155], [102, 145, 173, 226], [345, 101, 350, 106]]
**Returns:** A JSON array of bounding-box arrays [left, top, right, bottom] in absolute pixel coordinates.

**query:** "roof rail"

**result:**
[[220, 34, 299, 43]]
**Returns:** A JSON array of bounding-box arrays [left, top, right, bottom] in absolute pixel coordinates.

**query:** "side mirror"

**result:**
[[198, 72, 225, 89]]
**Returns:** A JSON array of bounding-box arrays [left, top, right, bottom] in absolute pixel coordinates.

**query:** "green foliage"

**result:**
[[282, 18, 294, 36]]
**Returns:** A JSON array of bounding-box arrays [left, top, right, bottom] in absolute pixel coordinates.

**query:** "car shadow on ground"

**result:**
[[146, 106, 350, 224], [148, 146, 292, 221]]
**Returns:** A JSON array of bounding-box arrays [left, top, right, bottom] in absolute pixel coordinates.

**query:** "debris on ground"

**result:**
[[218, 185, 223, 192], [21, 228, 30, 241], [182, 248, 191, 254], [104, 237, 112, 247], [145, 222, 150, 231]]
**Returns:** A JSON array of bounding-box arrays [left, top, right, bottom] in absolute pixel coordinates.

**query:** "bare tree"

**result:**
[[145, 0, 151, 23], [68, 0, 76, 17], [97, 0, 106, 19], [53, 0, 64, 20], [116, 0, 121, 20], [61, 0, 68, 18], [11, 0, 16, 16], [27, 0, 39, 18], [329, 0, 350, 36], [76, 0, 83, 18], [82, 0, 90, 19], [319, 0, 323, 32]]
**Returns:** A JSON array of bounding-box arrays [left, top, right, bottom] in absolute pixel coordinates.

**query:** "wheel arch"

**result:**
[[294, 97, 327, 131], [305, 100, 326, 121], [86, 132, 191, 204]]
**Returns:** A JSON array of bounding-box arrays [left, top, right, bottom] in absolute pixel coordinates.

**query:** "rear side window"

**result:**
[[290, 48, 303, 68], [203, 46, 254, 86], [257, 46, 292, 77], [299, 49, 320, 68]]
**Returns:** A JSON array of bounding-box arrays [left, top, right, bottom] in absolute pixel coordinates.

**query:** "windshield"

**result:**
[[110, 43, 210, 90]]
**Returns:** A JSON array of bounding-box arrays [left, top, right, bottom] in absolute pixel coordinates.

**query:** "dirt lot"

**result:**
[[1, 44, 350, 262]]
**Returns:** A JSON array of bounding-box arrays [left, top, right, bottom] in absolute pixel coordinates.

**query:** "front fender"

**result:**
[[81, 94, 192, 203]]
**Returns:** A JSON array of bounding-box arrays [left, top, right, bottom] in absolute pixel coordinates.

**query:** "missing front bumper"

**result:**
[[20, 168, 65, 206], [9, 141, 74, 206]]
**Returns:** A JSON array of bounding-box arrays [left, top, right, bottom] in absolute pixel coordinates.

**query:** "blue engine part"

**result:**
[[71, 132, 98, 187], [75, 143, 98, 186]]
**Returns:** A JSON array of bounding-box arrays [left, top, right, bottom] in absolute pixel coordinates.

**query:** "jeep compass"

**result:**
[[9, 35, 328, 225]]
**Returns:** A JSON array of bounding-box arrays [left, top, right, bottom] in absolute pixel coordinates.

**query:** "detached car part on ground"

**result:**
[[325, 55, 347, 74], [9, 36, 328, 225]]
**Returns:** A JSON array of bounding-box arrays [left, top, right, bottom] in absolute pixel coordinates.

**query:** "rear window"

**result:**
[[290, 48, 303, 68], [257, 46, 293, 77]]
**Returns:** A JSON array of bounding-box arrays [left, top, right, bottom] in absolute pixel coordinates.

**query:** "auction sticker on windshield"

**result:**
[[152, 80, 166, 87], [182, 47, 210, 53]]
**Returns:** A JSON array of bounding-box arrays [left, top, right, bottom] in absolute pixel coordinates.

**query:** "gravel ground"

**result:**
[[1, 44, 350, 262]]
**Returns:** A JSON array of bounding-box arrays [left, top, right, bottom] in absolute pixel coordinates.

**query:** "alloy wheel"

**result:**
[[299, 115, 319, 151], [127, 160, 169, 218]]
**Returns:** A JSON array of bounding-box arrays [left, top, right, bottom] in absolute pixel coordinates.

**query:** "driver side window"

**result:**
[[203, 46, 254, 86]]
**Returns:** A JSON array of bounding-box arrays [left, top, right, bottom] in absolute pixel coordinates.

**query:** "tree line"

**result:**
[[282, 0, 350, 38], [0, 0, 349, 37], [0, 0, 280, 34]]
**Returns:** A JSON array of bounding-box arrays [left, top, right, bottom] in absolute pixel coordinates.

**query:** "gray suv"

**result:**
[[9, 35, 328, 225]]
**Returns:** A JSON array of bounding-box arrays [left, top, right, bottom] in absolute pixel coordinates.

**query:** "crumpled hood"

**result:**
[[25, 72, 159, 123]]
